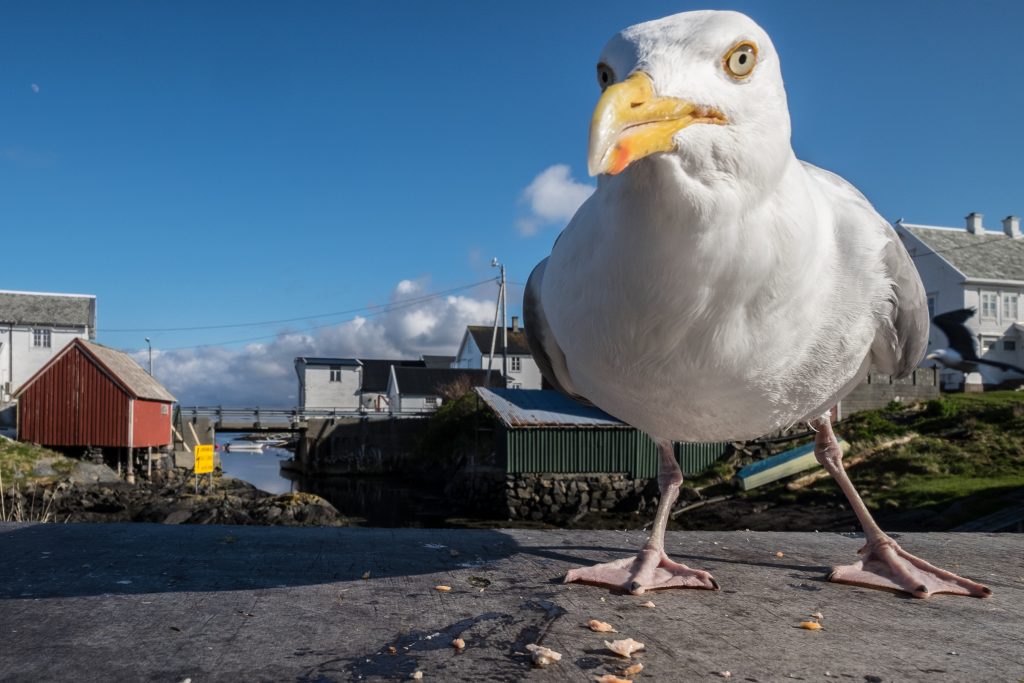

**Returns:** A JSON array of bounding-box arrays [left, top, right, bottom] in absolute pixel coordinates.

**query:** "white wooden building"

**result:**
[[293, 357, 363, 410], [452, 317, 543, 389], [385, 366, 503, 413], [896, 212, 1024, 390], [1, 290, 96, 404]]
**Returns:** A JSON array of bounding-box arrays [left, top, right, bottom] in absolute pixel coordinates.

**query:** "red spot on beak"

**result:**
[[608, 143, 632, 175]]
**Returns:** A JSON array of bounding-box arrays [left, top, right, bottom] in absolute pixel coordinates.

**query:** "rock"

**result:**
[[163, 509, 193, 525], [32, 461, 57, 477], [70, 462, 119, 485]]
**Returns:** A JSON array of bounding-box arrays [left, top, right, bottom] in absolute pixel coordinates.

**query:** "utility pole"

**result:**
[[145, 337, 153, 376], [485, 259, 507, 387]]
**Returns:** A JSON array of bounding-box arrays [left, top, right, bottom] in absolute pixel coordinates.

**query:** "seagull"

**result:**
[[928, 308, 1024, 376], [524, 10, 989, 599]]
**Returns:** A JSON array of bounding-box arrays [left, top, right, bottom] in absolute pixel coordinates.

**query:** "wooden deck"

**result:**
[[0, 524, 1020, 681]]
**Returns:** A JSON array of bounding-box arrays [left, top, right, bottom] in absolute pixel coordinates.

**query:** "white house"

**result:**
[[294, 357, 433, 412], [385, 366, 503, 413], [294, 357, 363, 410], [452, 317, 543, 389], [895, 212, 1024, 390], [1, 290, 96, 403]]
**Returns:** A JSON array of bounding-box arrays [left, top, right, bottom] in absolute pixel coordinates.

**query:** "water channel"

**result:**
[[215, 434, 457, 527]]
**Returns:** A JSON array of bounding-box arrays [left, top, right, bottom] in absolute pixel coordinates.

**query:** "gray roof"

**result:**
[[900, 224, 1024, 281], [466, 326, 532, 356], [79, 340, 176, 402], [0, 290, 95, 331], [475, 388, 627, 428], [294, 357, 362, 366], [394, 367, 503, 396]]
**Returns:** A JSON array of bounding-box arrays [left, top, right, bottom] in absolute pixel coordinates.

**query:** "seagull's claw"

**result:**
[[827, 536, 991, 599], [565, 548, 718, 595]]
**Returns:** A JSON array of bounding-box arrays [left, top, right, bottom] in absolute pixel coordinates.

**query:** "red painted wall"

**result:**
[[18, 345, 129, 447], [132, 399, 172, 448]]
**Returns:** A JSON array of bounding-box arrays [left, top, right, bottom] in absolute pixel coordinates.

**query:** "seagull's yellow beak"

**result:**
[[588, 72, 726, 176]]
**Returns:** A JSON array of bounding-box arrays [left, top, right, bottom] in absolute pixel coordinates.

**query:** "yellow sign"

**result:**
[[194, 444, 214, 474]]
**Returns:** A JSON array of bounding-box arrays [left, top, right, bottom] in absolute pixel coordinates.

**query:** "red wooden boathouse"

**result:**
[[14, 338, 176, 450]]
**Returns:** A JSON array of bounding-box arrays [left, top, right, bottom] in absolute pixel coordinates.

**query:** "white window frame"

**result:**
[[425, 396, 438, 408], [32, 328, 51, 348], [1003, 293, 1019, 322], [329, 366, 342, 382], [510, 356, 522, 373], [980, 291, 999, 320], [981, 336, 1000, 353]]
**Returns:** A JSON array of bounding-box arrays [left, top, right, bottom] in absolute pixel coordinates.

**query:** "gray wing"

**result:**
[[872, 227, 929, 377], [522, 258, 588, 401], [803, 162, 928, 378]]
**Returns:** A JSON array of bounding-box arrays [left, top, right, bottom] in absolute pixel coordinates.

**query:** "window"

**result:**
[[511, 382, 522, 389], [329, 366, 342, 382], [981, 337, 999, 353], [980, 292, 999, 319], [1004, 340, 1017, 352], [32, 328, 51, 348], [425, 397, 438, 408], [1004, 293, 1020, 322], [510, 356, 522, 372]]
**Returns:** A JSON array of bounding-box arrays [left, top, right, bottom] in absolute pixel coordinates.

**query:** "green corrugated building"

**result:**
[[476, 388, 727, 478]]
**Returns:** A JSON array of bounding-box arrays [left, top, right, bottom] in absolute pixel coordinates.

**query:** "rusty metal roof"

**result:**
[[475, 388, 627, 428]]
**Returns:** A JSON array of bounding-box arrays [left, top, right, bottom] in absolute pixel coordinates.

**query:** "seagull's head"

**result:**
[[589, 11, 791, 189], [925, 348, 962, 367]]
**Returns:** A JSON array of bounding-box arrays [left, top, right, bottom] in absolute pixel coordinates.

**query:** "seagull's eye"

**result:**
[[724, 41, 758, 79], [596, 63, 615, 91]]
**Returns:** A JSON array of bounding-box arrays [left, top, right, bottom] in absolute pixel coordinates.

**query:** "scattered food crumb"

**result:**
[[605, 638, 646, 658], [361, 571, 371, 580], [798, 621, 822, 631], [434, 585, 452, 592], [526, 643, 562, 667], [948, 651, 959, 656], [410, 671, 423, 680], [824, 671, 831, 677], [716, 672, 732, 679], [452, 638, 466, 651], [587, 619, 617, 633], [596, 675, 630, 683], [600, 597, 606, 602], [775, 551, 784, 558], [641, 600, 656, 608], [449, 549, 460, 557], [623, 662, 643, 676], [387, 646, 397, 655], [810, 612, 823, 620]]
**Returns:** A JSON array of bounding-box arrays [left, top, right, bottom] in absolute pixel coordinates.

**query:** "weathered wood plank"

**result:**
[[0, 523, 1020, 681]]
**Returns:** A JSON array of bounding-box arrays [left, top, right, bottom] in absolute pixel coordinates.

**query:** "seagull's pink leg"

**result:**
[[565, 440, 718, 595], [810, 414, 991, 599]]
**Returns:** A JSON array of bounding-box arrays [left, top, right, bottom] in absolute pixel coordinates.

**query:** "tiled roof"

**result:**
[[393, 367, 503, 396], [900, 224, 1024, 281], [80, 340, 176, 402], [0, 290, 95, 329], [466, 325, 532, 356], [475, 388, 625, 428]]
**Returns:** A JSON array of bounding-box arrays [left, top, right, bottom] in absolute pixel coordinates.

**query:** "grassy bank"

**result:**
[[0, 438, 75, 485], [717, 391, 1024, 531]]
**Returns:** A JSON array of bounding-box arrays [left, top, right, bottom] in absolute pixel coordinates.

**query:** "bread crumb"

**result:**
[[605, 638, 646, 658], [434, 585, 452, 592], [810, 611, 823, 620], [361, 571, 371, 580], [799, 621, 822, 630], [775, 551, 785, 558], [410, 672, 423, 680], [587, 619, 617, 633], [641, 600, 656, 608], [623, 662, 644, 676], [452, 638, 466, 651], [596, 676, 631, 683], [526, 643, 562, 667]]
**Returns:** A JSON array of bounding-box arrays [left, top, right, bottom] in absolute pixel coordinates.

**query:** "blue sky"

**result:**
[[3, 1, 1022, 403]]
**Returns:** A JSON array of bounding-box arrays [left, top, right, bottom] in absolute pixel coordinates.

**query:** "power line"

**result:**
[[156, 280, 499, 351], [100, 278, 497, 333]]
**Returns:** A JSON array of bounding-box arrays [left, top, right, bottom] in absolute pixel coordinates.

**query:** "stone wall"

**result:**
[[839, 368, 939, 418], [505, 472, 652, 522]]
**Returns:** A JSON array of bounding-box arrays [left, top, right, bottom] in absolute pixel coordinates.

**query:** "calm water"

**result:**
[[215, 434, 456, 526]]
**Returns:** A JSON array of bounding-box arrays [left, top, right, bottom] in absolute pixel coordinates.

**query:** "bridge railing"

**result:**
[[178, 406, 437, 424]]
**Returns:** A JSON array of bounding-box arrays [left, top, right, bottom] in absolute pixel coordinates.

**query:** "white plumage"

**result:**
[[525, 9, 989, 599]]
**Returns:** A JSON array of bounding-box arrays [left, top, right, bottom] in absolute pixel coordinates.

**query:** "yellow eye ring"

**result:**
[[724, 41, 758, 79]]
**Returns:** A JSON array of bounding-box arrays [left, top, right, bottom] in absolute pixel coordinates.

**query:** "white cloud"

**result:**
[[30, 83, 40, 93], [517, 164, 594, 236], [133, 279, 497, 406]]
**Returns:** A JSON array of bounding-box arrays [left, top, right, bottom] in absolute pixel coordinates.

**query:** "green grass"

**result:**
[[0, 439, 72, 484]]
